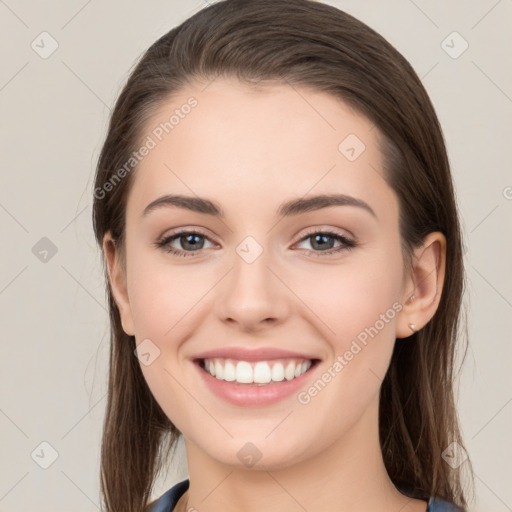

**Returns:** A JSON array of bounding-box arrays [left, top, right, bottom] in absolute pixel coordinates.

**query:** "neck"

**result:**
[[181, 395, 427, 512]]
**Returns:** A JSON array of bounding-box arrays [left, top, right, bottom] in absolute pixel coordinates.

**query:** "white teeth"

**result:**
[[215, 360, 224, 380], [271, 362, 285, 382], [253, 362, 272, 384], [285, 361, 295, 381], [236, 361, 253, 383], [202, 358, 313, 384], [223, 360, 236, 381]]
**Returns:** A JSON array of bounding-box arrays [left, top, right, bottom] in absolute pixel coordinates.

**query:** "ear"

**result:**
[[102, 232, 135, 336], [396, 232, 447, 339]]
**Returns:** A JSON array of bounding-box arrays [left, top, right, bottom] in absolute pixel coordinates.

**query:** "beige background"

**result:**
[[0, 0, 511, 510]]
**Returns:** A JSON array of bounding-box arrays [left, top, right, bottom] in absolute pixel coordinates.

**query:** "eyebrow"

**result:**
[[142, 193, 376, 219]]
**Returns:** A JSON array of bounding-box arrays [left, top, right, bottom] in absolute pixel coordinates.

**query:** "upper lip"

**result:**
[[193, 347, 320, 362]]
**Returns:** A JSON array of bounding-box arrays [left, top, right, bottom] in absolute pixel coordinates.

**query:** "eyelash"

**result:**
[[154, 228, 357, 258]]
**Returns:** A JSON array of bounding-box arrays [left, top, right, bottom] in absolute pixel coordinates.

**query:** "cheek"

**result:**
[[289, 248, 403, 402], [127, 258, 200, 430], [127, 238, 404, 360], [125, 250, 219, 426], [126, 250, 210, 338], [290, 249, 403, 343]]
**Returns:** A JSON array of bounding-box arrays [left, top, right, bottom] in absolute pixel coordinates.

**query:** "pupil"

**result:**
[[313, 234, 333, 250], [183, 234, 203, 250]]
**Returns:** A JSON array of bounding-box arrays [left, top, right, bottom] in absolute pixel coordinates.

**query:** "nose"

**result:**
[[215, 245, 292, 333]]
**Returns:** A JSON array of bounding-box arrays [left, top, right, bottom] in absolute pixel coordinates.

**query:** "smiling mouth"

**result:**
[[195, 357, 320, 385]]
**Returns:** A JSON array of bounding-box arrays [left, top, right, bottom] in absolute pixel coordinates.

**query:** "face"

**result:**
[[109, 77, 415, 470]]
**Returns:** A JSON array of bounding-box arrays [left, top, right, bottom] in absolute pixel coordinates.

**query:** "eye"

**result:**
[[154, 230, 215, 257], [294, 229, 357, 256], [154, 228, 357, 258]]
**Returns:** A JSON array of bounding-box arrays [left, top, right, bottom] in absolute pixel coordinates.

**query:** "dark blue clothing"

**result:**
[[150, 479, 460, 511]]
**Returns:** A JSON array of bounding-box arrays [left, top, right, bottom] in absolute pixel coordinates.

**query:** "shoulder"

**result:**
[[148, 479, 190, 512], [148, 481, 462, 512], [427, 496, 463, 511]]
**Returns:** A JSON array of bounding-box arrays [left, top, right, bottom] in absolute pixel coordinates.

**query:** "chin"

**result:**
[[203, 436, 314, 472]]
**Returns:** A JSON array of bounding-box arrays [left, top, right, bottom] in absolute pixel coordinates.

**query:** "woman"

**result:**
[[92, 1, 474, 510]]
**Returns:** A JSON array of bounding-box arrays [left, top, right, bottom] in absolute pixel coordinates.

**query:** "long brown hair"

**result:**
[[92, 1, 474, 510]]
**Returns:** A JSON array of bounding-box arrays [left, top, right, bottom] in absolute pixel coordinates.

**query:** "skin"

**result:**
[[103, 77, 446, 512]]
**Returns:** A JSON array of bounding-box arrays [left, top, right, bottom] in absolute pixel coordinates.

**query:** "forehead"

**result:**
[[126, 77, 396, 223]]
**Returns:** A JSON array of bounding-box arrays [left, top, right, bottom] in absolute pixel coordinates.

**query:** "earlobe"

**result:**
[[396, 232, 447, 339], [102, 232, 135, 336]]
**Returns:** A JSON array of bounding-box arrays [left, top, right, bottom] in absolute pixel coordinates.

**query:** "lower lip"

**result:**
[[194, 360, 319, 406]]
